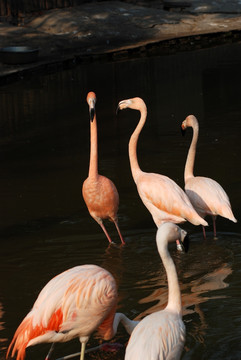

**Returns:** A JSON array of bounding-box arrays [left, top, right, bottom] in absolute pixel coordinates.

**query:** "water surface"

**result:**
[[0, 40, 241, 359]]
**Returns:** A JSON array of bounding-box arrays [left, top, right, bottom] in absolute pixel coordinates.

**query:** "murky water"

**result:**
[[0, 40, 241, 359]]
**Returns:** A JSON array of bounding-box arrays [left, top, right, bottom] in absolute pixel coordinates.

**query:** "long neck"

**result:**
[[88, 115, 98, 179], [184, 122, 199, 183], [128, 107, 147, 182], [159, 243, 182, 315], [112, 313, 139, 336]]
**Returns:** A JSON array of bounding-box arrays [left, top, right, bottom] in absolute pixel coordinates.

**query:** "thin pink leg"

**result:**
[[212, 216, 217, 239], [99, 222, 113, 244], [202, 225, 206, 240], [114, 220, 125, 245], [45, 343, 55, 360]]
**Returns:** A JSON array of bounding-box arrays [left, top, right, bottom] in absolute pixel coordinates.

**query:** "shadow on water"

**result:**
[[0, 38, 241, 359]]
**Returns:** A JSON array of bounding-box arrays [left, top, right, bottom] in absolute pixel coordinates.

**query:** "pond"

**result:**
[[0, 39, 241, 360]]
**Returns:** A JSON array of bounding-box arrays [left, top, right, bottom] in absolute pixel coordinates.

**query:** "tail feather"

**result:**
[[219, 204, 237, 223], [7, 317, 33, 360], [7, 308, 63, 360], [183, 206, 208, 227]]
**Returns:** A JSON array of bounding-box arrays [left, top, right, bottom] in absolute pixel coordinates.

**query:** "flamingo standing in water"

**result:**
[[82, 92, 125, 245], [117, 97, 208, 232], [7, 265, 138, 360], [125, 222, 189, 360], [181, 115, 237, 239]]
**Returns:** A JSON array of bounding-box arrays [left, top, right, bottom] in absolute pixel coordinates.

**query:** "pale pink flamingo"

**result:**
[[181, 115, 237, 239], [7, 265, 138, 360], [117, 97, 208, 232], [82, 92, 125, 245], [125, 222, 189, 360]]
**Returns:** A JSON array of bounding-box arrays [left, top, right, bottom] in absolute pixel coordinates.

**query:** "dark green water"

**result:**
[[0, 40, 241, 359]]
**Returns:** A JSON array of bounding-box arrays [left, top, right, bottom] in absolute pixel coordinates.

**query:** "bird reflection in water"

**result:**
[[0, 302, 7, 354], [134, 260, 232, 346]]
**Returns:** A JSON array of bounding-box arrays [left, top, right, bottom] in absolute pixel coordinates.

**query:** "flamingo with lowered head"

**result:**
[[181, 115, 237, 239], [7, 265, 138, 360], [82, 92, 125, 245], [117, 97, 208, 233], [125, 222, 189, 360]]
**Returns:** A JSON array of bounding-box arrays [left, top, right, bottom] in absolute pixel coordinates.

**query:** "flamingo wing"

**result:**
[[185, 176, 237, 221], [136, 172, 201, 226], [125, 311, 185, 360]]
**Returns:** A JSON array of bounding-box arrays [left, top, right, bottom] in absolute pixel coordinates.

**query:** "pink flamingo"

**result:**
[[117, 97, 208, 231], [82, 92, 125, 245], [125, 222, 188, 360], [7, 265, 138, 360], [181, 115, 237, 239]]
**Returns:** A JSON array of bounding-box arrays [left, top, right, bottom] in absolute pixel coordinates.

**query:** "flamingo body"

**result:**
[[181, 115, 237, 237], [125, 311, 185, 360], [185, 176, 236, 221], [117, 97, 208, 228], [135, 171, 206, 226], [82, 175, 119, 226], [7, 265, 135, 360], [83, 92, 124, 244], [125, 223, 188, 360]]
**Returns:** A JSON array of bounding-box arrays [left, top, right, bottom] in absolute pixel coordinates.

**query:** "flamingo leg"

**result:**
[[202, 225, 206, 240], [80, 342, 86, 360], [212, 216, 217, 239], [99, 222, 113, 243], [113, 220, 125, 245], [45, 343, 55, 360]]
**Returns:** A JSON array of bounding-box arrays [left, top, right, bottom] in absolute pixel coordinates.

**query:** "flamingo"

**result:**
[[125, 222, 189, 360], [181, 115, 237, 239], [82, 92, 125, 245], [117, 97, 208, 234], [7, 265, 138, 360]]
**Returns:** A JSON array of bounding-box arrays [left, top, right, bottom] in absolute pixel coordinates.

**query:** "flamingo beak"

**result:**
[[90, 108, 95, 122], [181, 234, 189, 253], [116, 104, 120, 115], [176, 230, 189, 253], [181, 123, 186, 136]]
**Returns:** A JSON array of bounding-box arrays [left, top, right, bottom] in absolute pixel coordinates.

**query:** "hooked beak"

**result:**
[[181, 233, 189, 253], [116, 104, 120, 115], [181, 125, 186, 137], [90, 107, 95, 122], [176, 233, 189, 253], [116, 99, 132, 115]]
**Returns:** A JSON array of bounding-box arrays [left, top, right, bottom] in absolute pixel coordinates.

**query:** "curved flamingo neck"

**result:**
[[112, 313, 139, 336], [157, 240, 182, 315], [128, 105, 147, 182], [88, 114, 98, 179], [184, 121, 199, 183]]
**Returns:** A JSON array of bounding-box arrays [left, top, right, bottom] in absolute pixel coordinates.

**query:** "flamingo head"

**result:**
[[86, 91, 97, 121], [181, 115, 199, 136], [157, 223, 189, 253], [116, 97, 147, 113]]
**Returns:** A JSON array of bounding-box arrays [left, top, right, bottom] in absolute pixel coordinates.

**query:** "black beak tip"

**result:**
[[183, 234, 190, 253], [90, 108, 95, 122], [116, 105, 120, 115], [181, 127, 186, 137]]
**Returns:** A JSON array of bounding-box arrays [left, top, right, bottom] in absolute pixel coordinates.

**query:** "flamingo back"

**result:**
[[7, 265, 117, 360]]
